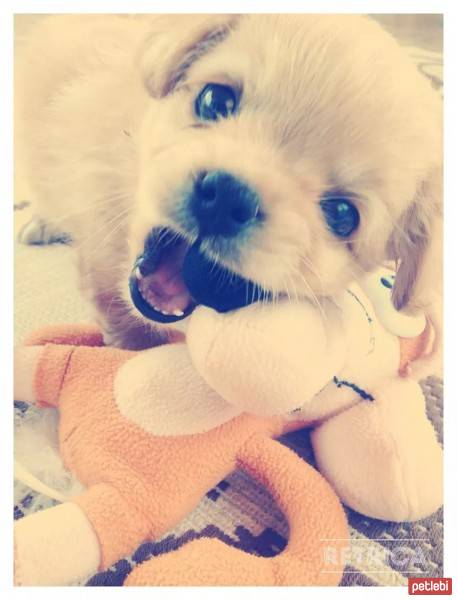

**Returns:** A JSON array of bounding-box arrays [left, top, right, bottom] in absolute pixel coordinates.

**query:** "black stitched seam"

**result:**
[[333, 375, 374, 401], [346, 288, 376, 354], [346, 288, 373, 323]]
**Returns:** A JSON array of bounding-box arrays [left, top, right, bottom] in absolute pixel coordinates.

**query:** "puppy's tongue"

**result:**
[[137, 243, 192, 316]]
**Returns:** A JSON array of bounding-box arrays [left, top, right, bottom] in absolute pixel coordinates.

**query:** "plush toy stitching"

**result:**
[[332, 375, 375, 402], [34, 344, 75, 407], [372, 397, 413, 520], [345, 288, 376, 354]]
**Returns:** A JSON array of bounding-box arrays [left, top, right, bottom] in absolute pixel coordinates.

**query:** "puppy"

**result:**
[[15, 14, 442, 355]]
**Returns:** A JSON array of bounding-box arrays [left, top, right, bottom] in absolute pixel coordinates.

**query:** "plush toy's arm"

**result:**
[[16, 322, 238, 433], [15, 479, 153, 585], [14, 343, 76, 407], [187, 300, 347, 415], [15, 341, 134, 408], [15, 500, 101, 585], [16, 323, 105, 405], [124, 435, 349, 586], [14, 346, 42, 404], [15, 343, 79, 409]]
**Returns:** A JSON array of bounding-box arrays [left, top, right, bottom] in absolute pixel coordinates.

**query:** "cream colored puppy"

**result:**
[[15, 14, 442, 352]]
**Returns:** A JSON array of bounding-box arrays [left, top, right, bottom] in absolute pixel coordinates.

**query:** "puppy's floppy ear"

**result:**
[[138, 15, 239, 98], [387, 166, 442, 314]]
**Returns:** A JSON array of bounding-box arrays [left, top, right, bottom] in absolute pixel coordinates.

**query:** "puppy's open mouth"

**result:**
[[129, 228, 196, 323], [129, 227, 271, 323]]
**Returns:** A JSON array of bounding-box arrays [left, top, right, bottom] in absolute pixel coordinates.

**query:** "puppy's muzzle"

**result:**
[[129, 172, 271, 324], [191, 170, 261, 238]]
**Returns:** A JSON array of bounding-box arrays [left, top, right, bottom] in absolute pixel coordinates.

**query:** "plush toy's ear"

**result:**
[[138, 15, 239, 98], [386, 166, 442, 375], [387, 166, 442, 315]]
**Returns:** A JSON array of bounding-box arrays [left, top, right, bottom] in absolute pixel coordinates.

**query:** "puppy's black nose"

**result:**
[[191, 170, 261, 237]]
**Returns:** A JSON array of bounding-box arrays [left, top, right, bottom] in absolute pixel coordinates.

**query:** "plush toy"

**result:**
[[13, 267, 442, 586]]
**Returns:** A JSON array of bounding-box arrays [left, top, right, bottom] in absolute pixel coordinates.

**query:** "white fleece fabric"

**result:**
[[15, 502, 100, 586]]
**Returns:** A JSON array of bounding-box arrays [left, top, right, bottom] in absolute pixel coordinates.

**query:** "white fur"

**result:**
[[15, 501, 100, 585]]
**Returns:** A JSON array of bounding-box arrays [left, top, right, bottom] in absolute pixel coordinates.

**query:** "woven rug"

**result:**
[[13, 44, 443, 587]]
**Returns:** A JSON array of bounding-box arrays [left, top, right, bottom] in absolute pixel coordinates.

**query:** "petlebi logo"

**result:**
[[409, 577, 452, 595]]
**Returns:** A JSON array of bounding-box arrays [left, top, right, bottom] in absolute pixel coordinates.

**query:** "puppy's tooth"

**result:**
[[173, 309, 184, 317], [161, 310, 170, 315], [135, 266, 143, 280]]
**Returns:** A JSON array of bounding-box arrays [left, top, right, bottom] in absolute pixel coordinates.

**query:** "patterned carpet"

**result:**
[[14, 40, 443, 587]]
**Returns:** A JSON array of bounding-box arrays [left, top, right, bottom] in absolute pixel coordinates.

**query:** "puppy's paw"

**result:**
[[18, 216, 70, 245]]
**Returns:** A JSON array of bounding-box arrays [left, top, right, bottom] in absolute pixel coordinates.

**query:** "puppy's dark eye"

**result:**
[[320, 193, 360, 238], [195, 84, 238, 121]]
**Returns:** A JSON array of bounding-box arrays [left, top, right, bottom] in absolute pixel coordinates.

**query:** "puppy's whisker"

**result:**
[[93, 209, 134, 257], [76, 206, 133, 255], [105, 294, 130, 320], [35, 192, 133, 232], [298, 254, 325, 297], [154, 227, 182, 251], [285, 270, 300, 304], [76, 208, 132, 251], [282, 272, 293, 306], [285, 260, 329, 324]]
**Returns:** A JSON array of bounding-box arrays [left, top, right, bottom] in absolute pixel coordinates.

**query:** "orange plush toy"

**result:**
[[14, 267, 442, 586], [14, 322, 349, 586]]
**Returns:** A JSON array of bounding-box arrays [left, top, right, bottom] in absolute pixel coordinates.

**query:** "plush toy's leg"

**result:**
[[72, 483, 154, 573], [14, 502, 100, 585], [125, 435, 348, 586], [15, 481, 154, 585], [311, 378, 443, 521]]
